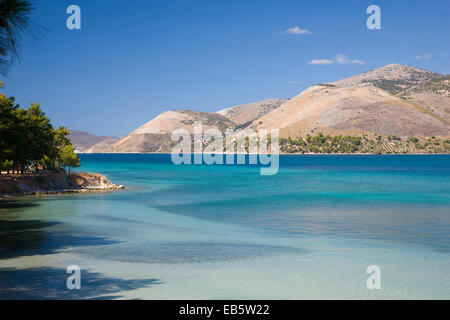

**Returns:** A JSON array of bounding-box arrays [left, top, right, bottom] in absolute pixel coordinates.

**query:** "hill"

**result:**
[[217, 98, 288, 128], [85, 64, 450, 154], [93, 110, 235, 153], [243, 84, 449, 139], [398, 75, 450, 124], [331, 64, 441, 94], [68, 130, 118, 152], [87, 98, 286, 153]]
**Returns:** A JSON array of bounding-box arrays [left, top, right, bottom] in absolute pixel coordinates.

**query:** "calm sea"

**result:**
[[0, 154, 449, 299]]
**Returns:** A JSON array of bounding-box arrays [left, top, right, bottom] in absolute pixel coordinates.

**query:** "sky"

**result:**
[[1, 0, 449, 137]]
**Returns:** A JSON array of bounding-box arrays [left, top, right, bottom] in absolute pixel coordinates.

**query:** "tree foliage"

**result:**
[[279, 132, 450, 154], [0, 0, 40, 76], [0, 93, 80, 174], [58, 144, 80, 173]]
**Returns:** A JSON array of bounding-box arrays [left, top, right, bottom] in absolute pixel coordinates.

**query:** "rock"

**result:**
[[0, 172, 125, 198], [17, 183, 32, 192]]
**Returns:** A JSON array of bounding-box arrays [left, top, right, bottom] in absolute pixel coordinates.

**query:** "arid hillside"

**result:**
[[68, 130, 118, 152], [82, 137, 121, 153], [217, 98, 288, 127], [87, 98, 286, 153], [96, 110, 235, 153], [85, 64, 450, 154], [331, 64, 441, 94], [243, 84, 449, 139], [398, 75, 450, 123]]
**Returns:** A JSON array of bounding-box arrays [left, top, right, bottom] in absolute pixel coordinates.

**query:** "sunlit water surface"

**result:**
[[0, 155, 449, 299]]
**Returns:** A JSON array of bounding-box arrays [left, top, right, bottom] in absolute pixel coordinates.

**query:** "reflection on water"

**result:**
[[0, 218, 119, 259], [0, 155, 449, 299], [0, 267, 161, 300], [74, 242, 304, 264]]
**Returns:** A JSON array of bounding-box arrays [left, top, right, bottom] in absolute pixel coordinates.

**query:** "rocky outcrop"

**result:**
[[0, 172, 125, 198]]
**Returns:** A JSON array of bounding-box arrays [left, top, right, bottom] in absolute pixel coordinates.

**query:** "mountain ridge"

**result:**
[[330, 64, 442, 94], [217, 98, 288, 126], [82, 64, 450, 154], [68, 130, 118, 152]]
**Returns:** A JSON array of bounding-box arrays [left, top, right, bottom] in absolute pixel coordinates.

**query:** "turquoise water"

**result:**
[[0, 155, 449, 299]]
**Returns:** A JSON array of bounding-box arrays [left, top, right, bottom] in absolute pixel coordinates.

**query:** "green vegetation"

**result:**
[[280, 132, 450, 154], [280, 133, 362, 154], [364, 79, 409, 94], [0, 94, 80, 174], [58, 144, 80, 173], [388, 135, 401, 141], [410, 75, 450, 96], [0, 0, 40, 76]]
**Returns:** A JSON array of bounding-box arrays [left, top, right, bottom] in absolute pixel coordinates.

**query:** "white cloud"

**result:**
[[415, 53, 432, 60], [307, 54, 366, 66], [335, 54, 366, 65], [283, 26, 311, 35], [308, 59, 335, 65]]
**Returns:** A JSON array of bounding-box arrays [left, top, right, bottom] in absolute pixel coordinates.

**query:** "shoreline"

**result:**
[[76, 152, 450, 156], [0, 172, 125, 199]]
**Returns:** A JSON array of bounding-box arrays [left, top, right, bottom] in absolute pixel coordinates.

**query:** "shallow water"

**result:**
[[0, 155, 449, 299]]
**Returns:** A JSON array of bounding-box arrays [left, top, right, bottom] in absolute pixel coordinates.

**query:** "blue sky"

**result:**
[[2, 0, 449, 137]]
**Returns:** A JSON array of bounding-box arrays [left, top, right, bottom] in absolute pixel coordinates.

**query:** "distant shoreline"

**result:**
[[76, 152, 450, 156]]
